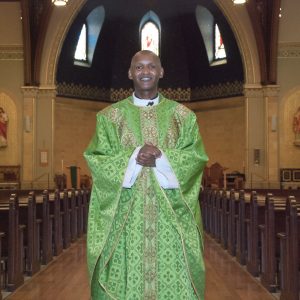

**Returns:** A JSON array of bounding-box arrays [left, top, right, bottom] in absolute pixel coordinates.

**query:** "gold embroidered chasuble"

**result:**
[[84, 95, 208, 300]]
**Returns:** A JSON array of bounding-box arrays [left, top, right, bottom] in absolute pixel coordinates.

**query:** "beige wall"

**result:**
[[0, 2, 24, 167], [54, 97, 108, 176], [194, 97, 245, 173], [54, 97, 246, 178], [278, 0, 300, 169]]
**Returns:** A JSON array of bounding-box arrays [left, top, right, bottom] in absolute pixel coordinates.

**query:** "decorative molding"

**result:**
[[57, 81, 244, 102], [21, 86, 57, 98], [191, 81, 243, 100], [21, 86, 39, 97], [37, 86, 57, 98], [57, 83, 111, 101], [244, 84, 263, 98], [278, 42, 300, 58], [110, 88, 134, 102], [263, 85, 280, 97], [0, 45, 23, 60], [46, 0, 86, 85]]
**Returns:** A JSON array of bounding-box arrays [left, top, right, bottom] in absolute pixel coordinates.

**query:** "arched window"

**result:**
[[140, 11, 161, 56], [74, 24, 87, 61], [74, 6, 105, 67], [214, 23, 226, 60], [195, 5, 227, 66]]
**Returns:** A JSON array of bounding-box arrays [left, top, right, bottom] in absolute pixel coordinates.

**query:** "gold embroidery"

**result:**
[[140, 107, 158, 145], [176, 103, 190, 118], [104, 107, 138, 147], [140, 108, 159, 298]]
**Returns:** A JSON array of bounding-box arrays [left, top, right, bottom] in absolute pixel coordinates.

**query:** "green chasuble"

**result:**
[[84, 95, 208, 300]]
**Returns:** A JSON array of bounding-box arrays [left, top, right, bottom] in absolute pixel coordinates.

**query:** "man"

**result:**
[[84, 50, 208, 300]]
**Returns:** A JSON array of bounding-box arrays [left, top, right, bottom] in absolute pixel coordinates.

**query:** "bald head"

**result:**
[[130, 50, 162, 68]]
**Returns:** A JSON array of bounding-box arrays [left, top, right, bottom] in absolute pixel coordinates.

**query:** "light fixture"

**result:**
[[232, 0, 247, 4], [52, 0, 68, 6]]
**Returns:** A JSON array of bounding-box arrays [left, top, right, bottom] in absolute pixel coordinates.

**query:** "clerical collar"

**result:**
[[132, 93, 159, 107]]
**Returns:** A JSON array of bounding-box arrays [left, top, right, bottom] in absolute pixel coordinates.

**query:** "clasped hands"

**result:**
[[136, 142, 162, 167]]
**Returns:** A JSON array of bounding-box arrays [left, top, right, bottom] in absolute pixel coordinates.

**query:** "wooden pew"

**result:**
[[260, 194, 286, 292], [76, 190, 84, 238], [203, 189, 210, 234], [51, 190, 63, 256], [62, 190, 71, 249], [227, 190, 239, 256], [246, 191, 266, 276], [37, 190, 53, 265], [0, 232, 4, 300], [279, 197, 300, 300], [21, 192, 41, 276], [214, 189, 223, 243], [208, 189, 217, 238], [82, 188, 89, 234], [202, 189, 213, 235], [70, 189, 78, 242], [220, 190, 230, 249], [236, 190, 250, 265], [0, 194, 24, 291]]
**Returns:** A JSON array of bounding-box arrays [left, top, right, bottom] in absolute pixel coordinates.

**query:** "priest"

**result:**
[[84, 50, 208, 299]]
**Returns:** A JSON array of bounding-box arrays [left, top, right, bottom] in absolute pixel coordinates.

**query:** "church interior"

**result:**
[[0, 0, 299, 299]]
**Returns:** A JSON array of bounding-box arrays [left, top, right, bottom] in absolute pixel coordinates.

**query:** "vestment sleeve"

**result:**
[[163, 111, 208, 224], [84, 112, 135, 281]]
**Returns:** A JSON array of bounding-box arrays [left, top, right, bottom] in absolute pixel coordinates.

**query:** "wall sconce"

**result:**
[[254, 148, 260, 166], [52, 0, 68, 6], [24, 115, 31, 132], [271, 115, 277, 132]]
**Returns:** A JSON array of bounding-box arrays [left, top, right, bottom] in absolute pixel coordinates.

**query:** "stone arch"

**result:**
[[215, 0, 261, 85], [40, 0, 261, 87]]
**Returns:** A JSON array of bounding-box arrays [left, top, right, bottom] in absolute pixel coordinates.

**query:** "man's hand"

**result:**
[[136, 143, 162, 167]]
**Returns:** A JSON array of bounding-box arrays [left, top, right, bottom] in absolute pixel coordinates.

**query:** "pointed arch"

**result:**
[[40, 0, 260, 86], [74, 5, 105, 67], [195, 5, 227, 66], [139, 11, 161, 55]]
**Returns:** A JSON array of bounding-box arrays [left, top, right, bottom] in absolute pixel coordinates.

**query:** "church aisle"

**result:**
[[4, 235, 276, 300], [204, 235, 276, 300]]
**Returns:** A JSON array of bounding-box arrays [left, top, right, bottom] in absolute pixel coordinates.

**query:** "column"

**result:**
[[244, 84, 267, 188], [21, 86, 56, 189], [263, 85, 280, 188], [35, 86, 56, 189], [21, 86, 38, 189]]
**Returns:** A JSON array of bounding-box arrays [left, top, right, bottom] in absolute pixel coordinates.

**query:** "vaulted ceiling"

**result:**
[[13, 0, 281, 101]]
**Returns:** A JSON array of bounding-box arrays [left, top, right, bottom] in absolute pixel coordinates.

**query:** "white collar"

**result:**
[[132, 93, 159, 107]]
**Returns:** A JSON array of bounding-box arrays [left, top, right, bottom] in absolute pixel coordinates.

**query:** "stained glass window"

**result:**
[[214, 23, 226, 60], [74, 6, 105, 67], [141, 21, 159, 55], [75, 24, 87, 61]]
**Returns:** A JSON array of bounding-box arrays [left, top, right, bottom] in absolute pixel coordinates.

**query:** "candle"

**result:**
[[61, 159, 64, 174]]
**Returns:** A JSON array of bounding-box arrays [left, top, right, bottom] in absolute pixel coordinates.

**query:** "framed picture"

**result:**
[[280, 169, 292, 182], [40, 150, 48, 166], [292, 169, 300, 182]]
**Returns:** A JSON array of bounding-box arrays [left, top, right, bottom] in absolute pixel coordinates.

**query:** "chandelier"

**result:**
[[232, 0, 247, 4], [52, 0, 68, 6]]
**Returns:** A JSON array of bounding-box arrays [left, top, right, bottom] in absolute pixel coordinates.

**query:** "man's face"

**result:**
[[128, 51, 164, 97]]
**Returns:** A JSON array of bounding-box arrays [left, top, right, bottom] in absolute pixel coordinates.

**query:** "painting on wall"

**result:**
[[0, 107, 8, 148], [293, 106, 300, 146]]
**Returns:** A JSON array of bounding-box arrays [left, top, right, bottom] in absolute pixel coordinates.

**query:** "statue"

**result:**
[[293, 106, 300, 146], [0, 107, 8, 148]]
